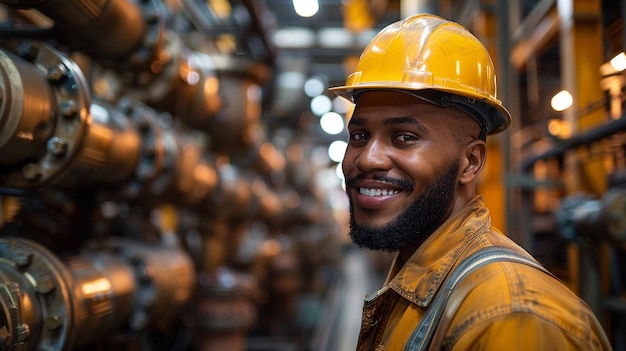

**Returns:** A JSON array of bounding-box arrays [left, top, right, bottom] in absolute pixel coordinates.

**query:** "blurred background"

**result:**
[[0, 0, 625, 350]]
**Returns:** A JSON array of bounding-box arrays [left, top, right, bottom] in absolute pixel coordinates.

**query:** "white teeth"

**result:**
[[359, 188, 399, 196]]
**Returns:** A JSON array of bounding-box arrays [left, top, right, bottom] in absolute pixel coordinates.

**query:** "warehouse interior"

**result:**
[[0, 0, 625, 350]]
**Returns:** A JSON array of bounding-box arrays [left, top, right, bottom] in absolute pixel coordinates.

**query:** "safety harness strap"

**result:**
[[403, 246, 553, 351]]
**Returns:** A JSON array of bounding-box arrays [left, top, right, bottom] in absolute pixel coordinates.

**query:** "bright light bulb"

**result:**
[[610, 52, 626, 72], [293, 0, 318, 17], [311, 95, 332, 116], [320, 112, 345, 135], [551, 90, 573, 112], [547, 119, 572, 139], [328, 140, 347, 163], [304, 77, 325, 97]]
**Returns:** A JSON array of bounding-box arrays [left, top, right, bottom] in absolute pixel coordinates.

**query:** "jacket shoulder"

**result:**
[[442, 258, 610, 350]]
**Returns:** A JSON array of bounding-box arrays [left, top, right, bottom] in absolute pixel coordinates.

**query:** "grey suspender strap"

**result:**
[[403, 246, 553, 351]]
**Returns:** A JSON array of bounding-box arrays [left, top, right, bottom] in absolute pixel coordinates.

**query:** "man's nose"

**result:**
[[354, 140, 392, 172]]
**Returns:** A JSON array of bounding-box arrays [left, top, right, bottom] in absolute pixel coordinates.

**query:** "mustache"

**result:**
[[345, 173, 413, 192]]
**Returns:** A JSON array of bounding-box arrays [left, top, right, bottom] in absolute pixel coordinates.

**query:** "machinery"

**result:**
[[1, 0, 625, 350], [0, 1, 344, 350]]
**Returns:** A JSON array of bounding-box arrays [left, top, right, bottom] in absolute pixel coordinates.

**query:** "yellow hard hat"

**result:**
[[330, 14, 511, 138]]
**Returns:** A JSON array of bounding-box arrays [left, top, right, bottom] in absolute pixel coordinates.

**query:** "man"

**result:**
[[330, 14, 612, 351]]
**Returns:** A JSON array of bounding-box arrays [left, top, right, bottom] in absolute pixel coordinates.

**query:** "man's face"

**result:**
[[342, 90, 462, 252]]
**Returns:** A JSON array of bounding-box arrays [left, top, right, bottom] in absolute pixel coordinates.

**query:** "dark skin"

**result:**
[[342, 90, 487, 265]]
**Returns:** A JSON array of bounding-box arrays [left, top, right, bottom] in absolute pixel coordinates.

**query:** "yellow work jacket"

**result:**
[[356, 196, 612, 351]]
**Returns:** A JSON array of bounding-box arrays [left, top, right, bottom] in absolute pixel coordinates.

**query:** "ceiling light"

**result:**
[[551, 90, 573, 112], [273, 28, 315, 48], [311, 95, 332, 116], [304, 77, 325, 97], [548, 118, 571, 139], [293, 0, 318, 18], [278, 71, 305, 90], [610, 52, 626, 72], [320, 112, 345, 135], [318, 28, 353, 47], [328, 140, 347, 163]]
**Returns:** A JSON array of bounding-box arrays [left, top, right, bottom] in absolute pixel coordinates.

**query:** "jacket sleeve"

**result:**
[[433, 255, 613, 351], [449, 313, 611, 351]]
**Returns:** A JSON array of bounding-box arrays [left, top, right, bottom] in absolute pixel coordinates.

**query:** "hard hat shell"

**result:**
[[330, 14, 511, 135]]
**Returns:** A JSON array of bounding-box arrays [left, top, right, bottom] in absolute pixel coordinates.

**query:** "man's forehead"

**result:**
[[352, 92, 446, 121], [353, 90, 475, 129], [349, 114, 426, 126], [355, 92, 439, 112]]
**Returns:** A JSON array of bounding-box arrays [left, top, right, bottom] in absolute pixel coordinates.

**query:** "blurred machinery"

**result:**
[[2, 1, 626, 351], [496, 1, 626, 349], [520, 119, 626, 351], [0, 1, 345, 350], [423, 1, 626, 350]]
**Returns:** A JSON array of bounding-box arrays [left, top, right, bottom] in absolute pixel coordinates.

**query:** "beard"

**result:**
[[348, 160, 459, 252]]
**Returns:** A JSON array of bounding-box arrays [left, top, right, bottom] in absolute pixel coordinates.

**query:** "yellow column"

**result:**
[[559, 0, 606, 195], [470, 9, 507, 232], [558, 0, 605, 318]]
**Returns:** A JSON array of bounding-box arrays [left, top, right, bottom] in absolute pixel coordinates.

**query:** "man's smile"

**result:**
[[348, 178, 408, 212], [359, 188, 401, 196]]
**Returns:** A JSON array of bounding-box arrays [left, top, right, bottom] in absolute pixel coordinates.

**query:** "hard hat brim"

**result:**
[[329, 84, 511, 135]]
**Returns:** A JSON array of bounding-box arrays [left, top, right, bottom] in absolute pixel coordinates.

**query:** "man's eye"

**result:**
[[350, 132, 368, 141], [395, 134, 417, 142]]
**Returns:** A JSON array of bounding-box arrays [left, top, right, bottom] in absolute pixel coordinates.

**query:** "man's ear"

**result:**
[[459, 140, 486, 185]]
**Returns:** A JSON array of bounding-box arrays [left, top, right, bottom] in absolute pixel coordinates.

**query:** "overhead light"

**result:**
[[328, 140, 347, 163], [320, 112, 345, 135], [278, 71, 305, 90], [551, 90, 573, 112], [311, 95, 332, 116], [304, 77, 325, 97], [273, 28, 315, 48], [318, 28, 353, 47], [293, 0, 319, 18], [548, 119, 572, 139], [600, 51, 626, 76], [610, 52, 626, 72]]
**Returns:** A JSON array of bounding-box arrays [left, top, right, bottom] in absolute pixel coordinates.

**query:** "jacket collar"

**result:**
[[383, 196, 491, 307]]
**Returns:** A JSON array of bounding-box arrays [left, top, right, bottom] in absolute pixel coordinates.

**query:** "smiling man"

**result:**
[[330, 14, 611, 351]]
